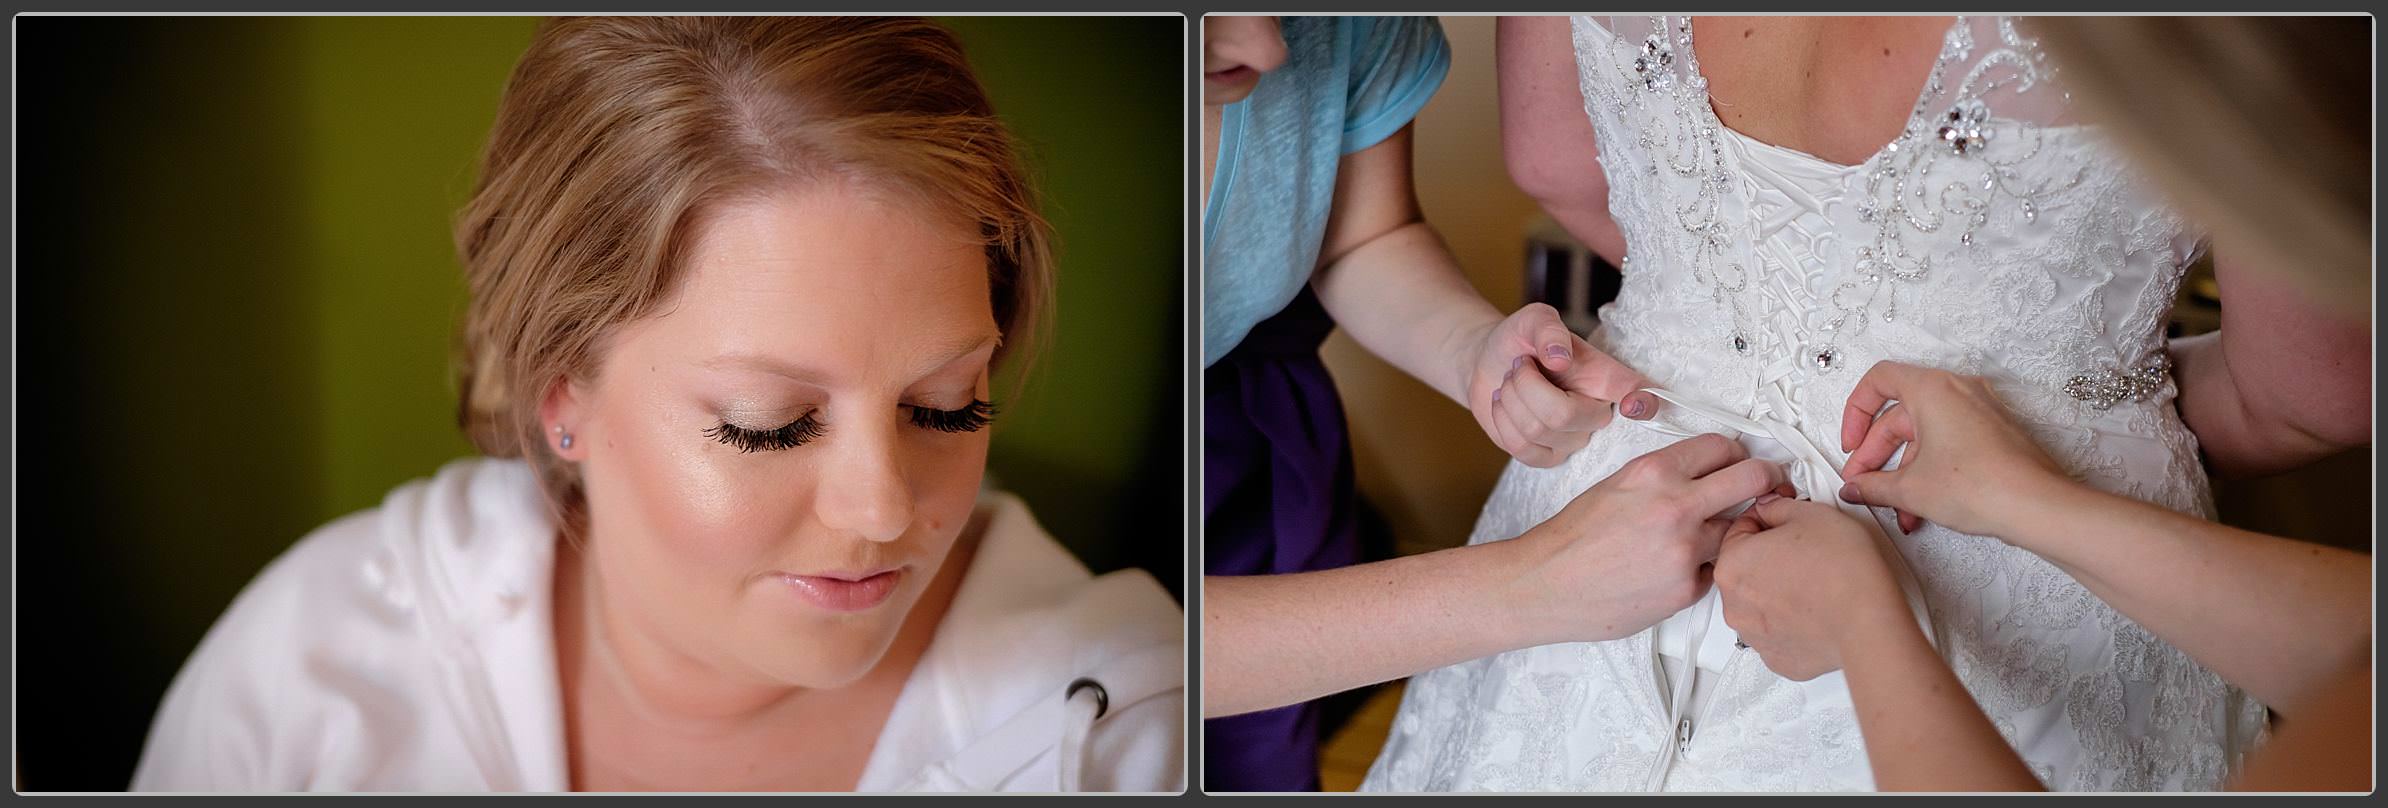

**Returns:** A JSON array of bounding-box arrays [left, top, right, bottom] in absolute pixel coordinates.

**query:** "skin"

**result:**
[[542, 181, 1003, 790], [1715, 360, 2370, 790], [1506, 14, 2373, 789], [1498, 16, 1947, 265], [1202, 14, 1728, 719], [1208, 434, 1787, 718], [1715, 496, 2040, 792]]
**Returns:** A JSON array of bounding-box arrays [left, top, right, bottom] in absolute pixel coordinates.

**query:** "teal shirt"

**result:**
[[1202, 16, 1451, 367]]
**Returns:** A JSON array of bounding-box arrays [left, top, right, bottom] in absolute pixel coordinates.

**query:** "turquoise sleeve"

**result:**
[[1340, 16, 1452, 155]]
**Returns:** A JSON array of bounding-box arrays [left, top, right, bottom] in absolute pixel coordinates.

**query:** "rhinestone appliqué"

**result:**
[[2064, 354, 2172, 410], [1810, 346, 1841, 372], [1937, 99, 1991, 155], [1633, 34, 1675, 90]]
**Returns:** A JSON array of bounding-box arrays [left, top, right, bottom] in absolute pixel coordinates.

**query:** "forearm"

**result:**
[[1840, 604, 2044, 791], [1310, 220, 1505, 405], [1201, 537, 1547, 718], [1995, 475, 2371, 712]]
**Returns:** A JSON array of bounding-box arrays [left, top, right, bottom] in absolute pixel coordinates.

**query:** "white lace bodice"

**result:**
[[1363, 16, 2262, 792]]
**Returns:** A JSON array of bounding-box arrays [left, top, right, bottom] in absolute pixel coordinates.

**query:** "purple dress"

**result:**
[[1202, 288, 1360, 792]]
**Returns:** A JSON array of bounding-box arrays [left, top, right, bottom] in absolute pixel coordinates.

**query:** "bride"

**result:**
[[1364, 16, 2348, 791]]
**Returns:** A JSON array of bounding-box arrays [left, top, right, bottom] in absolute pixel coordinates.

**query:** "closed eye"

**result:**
[[703, 413, 826, 452], [907, 399, 996, 433]]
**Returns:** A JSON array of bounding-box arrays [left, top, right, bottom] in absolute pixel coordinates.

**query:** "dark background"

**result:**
[[16, 16, 1184, 790]]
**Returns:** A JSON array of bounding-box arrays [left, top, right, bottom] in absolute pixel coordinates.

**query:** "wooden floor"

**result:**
[[1317, 682, 1406, 791]]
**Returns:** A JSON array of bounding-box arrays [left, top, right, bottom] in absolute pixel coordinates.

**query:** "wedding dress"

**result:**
[[1363, 16, 2264, 792]]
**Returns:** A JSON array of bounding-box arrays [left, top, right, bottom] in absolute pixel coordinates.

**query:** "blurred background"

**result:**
[[15, 15, 1182, 791], [1311, 15, 2372, 790]]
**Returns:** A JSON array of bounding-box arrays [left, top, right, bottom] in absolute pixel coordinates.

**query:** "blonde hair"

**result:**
[[2027, 16, 2370, 310], [454, 16, 1053, 534]]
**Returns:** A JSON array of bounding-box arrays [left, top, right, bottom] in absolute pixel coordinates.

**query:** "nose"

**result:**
[[1240, 17, 1288, 73], [1207, 16, 1288, 73], [813, 418, 913, 544]]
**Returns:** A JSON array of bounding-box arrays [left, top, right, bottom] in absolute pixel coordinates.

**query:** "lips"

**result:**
[[773, 568, 903, 612], [1206, 65, 1257, 86]]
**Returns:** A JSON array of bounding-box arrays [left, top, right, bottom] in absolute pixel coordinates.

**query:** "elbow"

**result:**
[[1502, 125, 1608, 217], [2250, 369, 2371, 460]]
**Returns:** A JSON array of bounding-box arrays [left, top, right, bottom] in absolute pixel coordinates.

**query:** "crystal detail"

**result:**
[[2065, 354, 2173, 410], [1811, 347, 1841, 372], [1633, 34, 1675, 90], [1730, 333, 1750, 354], [1937, 99, 1991, 155]]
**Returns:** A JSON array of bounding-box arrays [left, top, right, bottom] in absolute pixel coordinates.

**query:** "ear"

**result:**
[[539, 376, 591, 461]]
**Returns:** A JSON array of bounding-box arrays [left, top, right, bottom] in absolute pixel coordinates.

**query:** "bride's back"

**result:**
[[1690, 16, 1948, 167]]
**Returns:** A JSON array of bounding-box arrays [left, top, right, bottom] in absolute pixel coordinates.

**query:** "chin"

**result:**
[[753, 612, 910, 689]]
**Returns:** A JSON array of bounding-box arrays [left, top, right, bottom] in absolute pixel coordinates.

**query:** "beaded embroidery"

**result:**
[[1615, 17, 2084, 378], [2064, 354, 2173, 410]]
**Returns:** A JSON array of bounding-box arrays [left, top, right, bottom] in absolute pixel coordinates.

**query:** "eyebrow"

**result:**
[[698, 333, 1002, 383]]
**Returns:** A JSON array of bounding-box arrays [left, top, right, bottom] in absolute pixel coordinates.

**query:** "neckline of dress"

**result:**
[[1677, 15, 1964, 173]]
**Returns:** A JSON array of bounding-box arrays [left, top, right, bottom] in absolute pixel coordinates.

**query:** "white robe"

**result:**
[[130, 457, 1185, 792]]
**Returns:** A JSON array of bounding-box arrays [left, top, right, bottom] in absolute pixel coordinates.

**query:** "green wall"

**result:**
[[16, 16, 1181, 790]]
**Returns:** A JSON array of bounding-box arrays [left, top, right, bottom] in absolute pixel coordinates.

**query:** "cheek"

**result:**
[[589, 392, 800, 572], [908, 431, 991, 544]]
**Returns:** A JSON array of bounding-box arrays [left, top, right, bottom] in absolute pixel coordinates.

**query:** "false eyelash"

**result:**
[[908, 399, 996, 433], [703, 414, 826, 453]]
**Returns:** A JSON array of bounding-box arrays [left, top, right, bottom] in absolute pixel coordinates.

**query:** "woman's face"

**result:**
[[1203, 15, 1286, 106], [556, 180, 999, 690]]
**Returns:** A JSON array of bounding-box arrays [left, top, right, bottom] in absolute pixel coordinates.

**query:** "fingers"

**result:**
[[1690, 457, 1790, 518], [1648, 432, 1746, 479], [1689, 516, 1731, 566], [1516, 304, 1579, 374], [1841, 360, 1929, 453], [1488, 398, 1535, 464], [1488, 393, 1560, 467], [1842, 402, 1915, 478], [1618, 389, 1661, 421], [1719, 511, 1764, 548], [1741, 492, 1824, 529], [1555, 342, 1649, 404], [1838, 470, 1904, 511], [1504, 360, 1610, 442], [1493, 359, 1587, 459]]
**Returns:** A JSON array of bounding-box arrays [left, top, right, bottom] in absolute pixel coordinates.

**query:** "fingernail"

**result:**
[[1544, 343, 1570, 361], [1755, 492, 1781, 505], [1492, 388, 1502, 404], [1838, 483, 1858, 503], [1623, 399, 1646, 418], [1511, 355, 1528, 371]]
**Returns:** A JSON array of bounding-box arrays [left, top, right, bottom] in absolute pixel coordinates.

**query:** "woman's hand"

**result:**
[[1837, 361, 2071, 538], [1463, 302, 1659, 467], [1509, 432, 1787, 644], [1714, 497, 1912, 681]]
